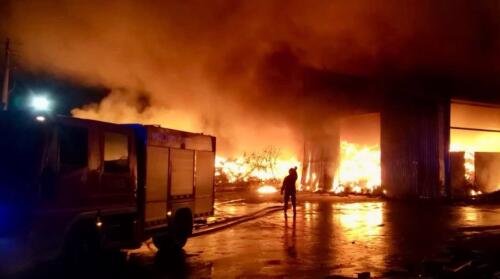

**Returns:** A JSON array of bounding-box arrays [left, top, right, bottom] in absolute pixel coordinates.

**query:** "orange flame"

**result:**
[[331, 141, 381, 193], [215, 155, 301, 183], [450, 143, 476, 188]]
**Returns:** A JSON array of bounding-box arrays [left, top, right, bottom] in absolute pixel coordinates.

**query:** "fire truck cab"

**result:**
[[0, 112, 215, 273]]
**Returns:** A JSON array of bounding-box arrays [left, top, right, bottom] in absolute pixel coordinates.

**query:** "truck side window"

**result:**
[[59, 126, 88, 173], [104, 132, 129, 173]]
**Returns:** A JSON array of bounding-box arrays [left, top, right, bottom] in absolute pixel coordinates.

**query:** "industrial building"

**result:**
[[300, 75, 500, 199]]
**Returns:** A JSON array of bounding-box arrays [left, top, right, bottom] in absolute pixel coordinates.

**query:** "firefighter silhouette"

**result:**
[[281, 167, 298, 216]]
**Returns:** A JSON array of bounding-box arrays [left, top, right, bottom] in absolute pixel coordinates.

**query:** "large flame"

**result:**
[[463, 150, 475, 184], [214, 140, 383, 193], [331, 141, 381, 194]]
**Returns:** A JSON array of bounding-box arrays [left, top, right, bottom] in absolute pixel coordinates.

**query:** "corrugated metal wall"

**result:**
[[381, 98, 448, 199], [301, 126, 340, 191]]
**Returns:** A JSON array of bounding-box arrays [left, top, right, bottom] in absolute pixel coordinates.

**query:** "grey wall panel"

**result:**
[[381, 99, 447, 199]]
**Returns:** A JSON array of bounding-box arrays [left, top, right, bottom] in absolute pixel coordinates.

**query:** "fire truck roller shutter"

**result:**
[[170, 149, 195, 196], [145, 146, 169, 227], [195, 151, 215, 215]]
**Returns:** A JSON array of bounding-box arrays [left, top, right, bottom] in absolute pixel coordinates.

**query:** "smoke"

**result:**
[[3, 0, 500, 157], [341, 113, 380, 146]]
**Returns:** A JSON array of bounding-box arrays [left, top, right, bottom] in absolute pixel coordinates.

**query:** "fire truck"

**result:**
[[0, 111, 215, 272]]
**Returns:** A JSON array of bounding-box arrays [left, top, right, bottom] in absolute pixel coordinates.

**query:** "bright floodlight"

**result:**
[[31, 96, 51, 111], [35, 115, 46, 122]]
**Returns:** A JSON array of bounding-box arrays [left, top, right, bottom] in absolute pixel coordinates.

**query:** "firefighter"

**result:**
[[281, 167, 298, 216]]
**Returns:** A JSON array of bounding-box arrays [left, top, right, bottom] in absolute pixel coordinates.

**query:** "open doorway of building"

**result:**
[[450, 102, 500, 198], [331, 113, 382, 195]]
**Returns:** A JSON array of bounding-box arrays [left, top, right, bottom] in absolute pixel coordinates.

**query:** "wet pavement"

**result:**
[[206, 198, 281, 224], [125, 195, 500, 278], [15, 195, 500, 278]]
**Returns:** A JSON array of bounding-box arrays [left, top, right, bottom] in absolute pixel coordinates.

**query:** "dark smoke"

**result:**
[[2, 0, 500, 157]]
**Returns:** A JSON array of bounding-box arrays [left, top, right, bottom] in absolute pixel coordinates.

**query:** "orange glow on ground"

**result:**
[[257, 185, 278, 194]]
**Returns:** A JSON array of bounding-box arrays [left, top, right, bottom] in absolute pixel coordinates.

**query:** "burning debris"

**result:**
[[215, 147, 300, 186], [335, 141, 381, 193], [463, 151, 475, 184], [215, 140, 383, 196], [450, 145, 479, 197]]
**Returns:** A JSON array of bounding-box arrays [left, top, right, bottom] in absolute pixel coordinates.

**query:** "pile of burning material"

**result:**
[[215, 140, 385, 196], [330, 183, 384, 196], [330, 141, 382, 195], [214, 147, 301, 191]]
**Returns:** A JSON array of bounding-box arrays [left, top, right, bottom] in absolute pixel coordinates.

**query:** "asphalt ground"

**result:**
[[11, 192, 500, 278]]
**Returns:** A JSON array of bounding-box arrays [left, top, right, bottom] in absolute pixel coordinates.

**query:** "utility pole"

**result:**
[[1, 39, 10, 111]]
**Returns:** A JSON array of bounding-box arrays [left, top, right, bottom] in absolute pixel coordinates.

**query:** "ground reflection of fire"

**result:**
[[334, 202, 384, 237], [304, 202, 317, 224], [329, 202, 387, 277], [460, 206, 480, 225]]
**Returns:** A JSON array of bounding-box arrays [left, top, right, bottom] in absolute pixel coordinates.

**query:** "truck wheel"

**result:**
[[62, 226, 102, 271], [172, 209, 193, 248], [153, 209, 193, 251]]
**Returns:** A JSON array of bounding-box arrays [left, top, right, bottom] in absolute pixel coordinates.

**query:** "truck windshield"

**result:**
[[0, 113, 46, 187]]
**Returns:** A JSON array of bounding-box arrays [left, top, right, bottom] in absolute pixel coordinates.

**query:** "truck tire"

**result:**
[[62, 225, 102, 271], [153, 209, 193, 251]]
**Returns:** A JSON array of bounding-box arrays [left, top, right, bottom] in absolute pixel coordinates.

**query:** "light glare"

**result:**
[[31, 96, 51, 111], [257, 185, 278, 194]]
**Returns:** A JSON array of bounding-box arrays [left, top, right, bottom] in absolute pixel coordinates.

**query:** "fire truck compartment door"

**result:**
[[195, 151, 215, 215], [170, 149, 195, 196], [145, 146, 169, 225]]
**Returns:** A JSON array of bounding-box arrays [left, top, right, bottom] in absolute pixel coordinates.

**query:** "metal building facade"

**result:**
[[381, 98, 449, 199]]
